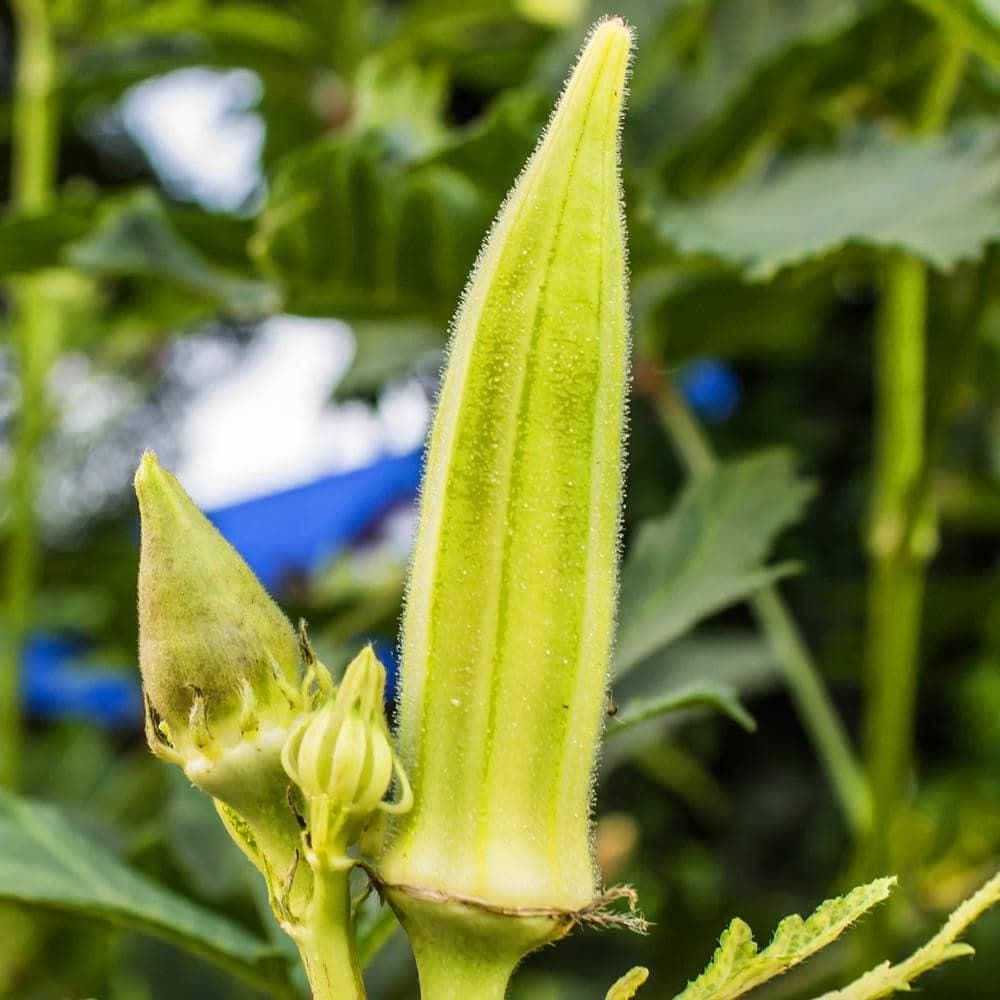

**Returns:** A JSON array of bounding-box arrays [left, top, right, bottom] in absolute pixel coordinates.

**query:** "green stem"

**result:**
[[860, 37, 966, 880], [389, 893, 546, 1000], [409, 936, 517, 1000], [862, 254, 930, 876], [913, 35, 967, 135], [12, 0, 57, 210], [649, 373, 871, 836], [2, 0, 60, 790], [293, 868, 366, 1000]]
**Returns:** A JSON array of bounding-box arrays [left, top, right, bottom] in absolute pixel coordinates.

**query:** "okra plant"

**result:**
[[134, 17, 999, 1000]]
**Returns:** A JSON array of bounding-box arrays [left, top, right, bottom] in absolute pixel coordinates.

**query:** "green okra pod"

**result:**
[[378, 16, 634, 996]]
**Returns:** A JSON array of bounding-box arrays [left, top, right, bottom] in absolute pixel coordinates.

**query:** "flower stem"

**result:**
[[2, 0, 60, 790], [292, 868, 366, 1000], [645, 370, 871, 836], [860, 36, 966, 881]]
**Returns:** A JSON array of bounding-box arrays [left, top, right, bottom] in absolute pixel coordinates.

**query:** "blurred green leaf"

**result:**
[[0, 791, 294, 997], [616, 0, 879, 171], [652, 123, 1000, 279], [392, 0, 552, 90], [352, 56, 450, 160], [640, 272, 831, 361], [428, 88, 547, 196], [615, 451, 814, 674], [68, 190, 280, 319], [602, 635, 781, 771], [356, 896, 401, 968], [252, 81, 548, 318], [0, 202, 95, 277], [163, 774, 254, 903], [60, 0, 317, 54], [624, 634, 783, 702], [253, 132, 488, 316], [336, 319, 443, 399], [609, 680, 757, 737]]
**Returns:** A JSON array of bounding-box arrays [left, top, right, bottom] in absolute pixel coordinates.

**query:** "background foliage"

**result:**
[[0, 0, 998, 997]]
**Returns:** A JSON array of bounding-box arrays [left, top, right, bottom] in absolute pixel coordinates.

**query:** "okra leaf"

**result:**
[[640, 272, 831, 363], [652, 122, 1000, 279], [615, 451, 814, 675], [674, 878, 897, 1000], [253, 91, 545, 318], [814, 870, 1000, 1000], [252, 132, 489, 317], [608, 680, 757, 737], [603, 637, 781, 771], [0, 791, 295, 997], [68, 190, 280, 320], [356, 897, 401, 969], [602, 0, 878, 170]]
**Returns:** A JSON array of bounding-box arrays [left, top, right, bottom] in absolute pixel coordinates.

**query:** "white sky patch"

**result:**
[[121, 67, 265, 213], [109, 70, 432, 512], [173, 318, 430, 509]]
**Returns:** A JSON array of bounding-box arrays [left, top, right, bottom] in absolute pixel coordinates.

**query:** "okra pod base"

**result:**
[[384, 884, 573, 1000]]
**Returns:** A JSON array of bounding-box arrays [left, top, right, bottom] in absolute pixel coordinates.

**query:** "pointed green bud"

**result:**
[[282, 646, 411, 870], [135, 450, 301, 760], [378, 16, 634, 991], [135, 451, 311, 899]]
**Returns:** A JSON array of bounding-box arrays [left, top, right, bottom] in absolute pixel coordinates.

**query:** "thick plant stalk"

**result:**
[[1, 0, 61, 789], [647, 374, 871, 836], [861, 38, 966, 881], [378, 18, 634, 997]]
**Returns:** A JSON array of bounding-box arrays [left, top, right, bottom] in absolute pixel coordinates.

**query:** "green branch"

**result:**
[[2, 0, 61, 789], [860, 36, 967, 880]]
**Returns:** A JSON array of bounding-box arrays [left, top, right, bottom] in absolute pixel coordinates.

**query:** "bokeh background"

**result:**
[[0, 0, 998, 997]]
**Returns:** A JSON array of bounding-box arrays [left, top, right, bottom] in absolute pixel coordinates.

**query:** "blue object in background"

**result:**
[[678, 358, 741, 423], [23, 448, 424, 727], [22, 634, 143, 729], [208, 448, 424, 592], [370, 638, 401, 708]]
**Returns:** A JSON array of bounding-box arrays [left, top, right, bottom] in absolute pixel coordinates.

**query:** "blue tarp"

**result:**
[[22, 634, 143, 729], [206, 448, 423, 591]]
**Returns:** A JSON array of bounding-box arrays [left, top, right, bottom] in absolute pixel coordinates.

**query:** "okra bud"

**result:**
[[136, 451, 301, 758], [135, 451, 305, 881], [282, 646, 411, 870]]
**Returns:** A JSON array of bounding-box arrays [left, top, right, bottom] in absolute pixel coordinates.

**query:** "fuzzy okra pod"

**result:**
[[378, 17, 635, 998]]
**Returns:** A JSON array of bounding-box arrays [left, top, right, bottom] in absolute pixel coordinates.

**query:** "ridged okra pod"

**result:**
[[378, 17, 634, 997]]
